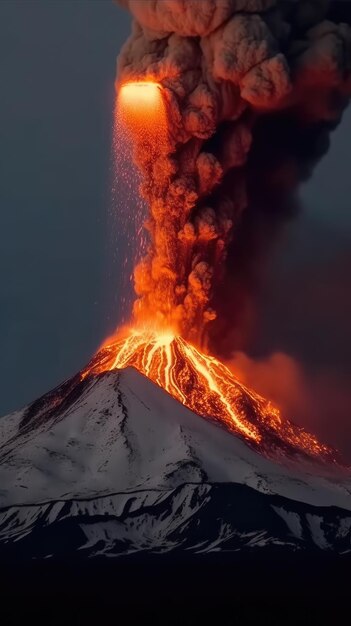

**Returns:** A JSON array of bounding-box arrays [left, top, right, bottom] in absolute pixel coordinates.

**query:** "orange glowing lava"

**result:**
[[83, 327, 337, 463], [119, 81, 163, 110], [117, 80, 179, 332], [118, 81, 167, 140]]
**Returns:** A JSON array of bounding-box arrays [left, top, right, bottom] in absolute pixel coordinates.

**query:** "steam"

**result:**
[[115, 0, 351, 343]]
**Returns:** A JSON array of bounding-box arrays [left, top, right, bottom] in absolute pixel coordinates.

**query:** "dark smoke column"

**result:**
[[115, 0, 351, 345]]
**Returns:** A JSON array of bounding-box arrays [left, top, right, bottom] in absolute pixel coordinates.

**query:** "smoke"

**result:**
[[115, 0, 351, 344], [228, 351, 351, 459], [208, 110, 334, 355]]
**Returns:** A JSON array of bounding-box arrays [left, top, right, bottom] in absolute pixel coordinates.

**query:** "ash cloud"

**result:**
[[116, 0, 351, 343], [208, 110, 334, 355]]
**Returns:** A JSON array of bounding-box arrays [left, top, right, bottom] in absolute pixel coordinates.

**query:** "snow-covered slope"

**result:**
[[0, 368, 350, 559]]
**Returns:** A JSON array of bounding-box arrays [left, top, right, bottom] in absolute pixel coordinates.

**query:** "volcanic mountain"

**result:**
[[0, 334, 350, 561]]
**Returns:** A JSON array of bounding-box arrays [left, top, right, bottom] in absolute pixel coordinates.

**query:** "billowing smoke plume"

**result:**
[[208, 110, 335, 355], [115, 0, 351, 344]]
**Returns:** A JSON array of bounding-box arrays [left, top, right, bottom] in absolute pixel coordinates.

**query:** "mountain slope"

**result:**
[[0, 367, 350, 559], [2, 483, 351, 561]]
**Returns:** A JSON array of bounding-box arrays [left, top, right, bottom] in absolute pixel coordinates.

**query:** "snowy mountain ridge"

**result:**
[[0, 367, 350, 559]]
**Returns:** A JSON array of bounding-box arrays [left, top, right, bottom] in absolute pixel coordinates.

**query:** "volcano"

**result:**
[[0, 347, 350, 562], [83, 329, 338, 462]]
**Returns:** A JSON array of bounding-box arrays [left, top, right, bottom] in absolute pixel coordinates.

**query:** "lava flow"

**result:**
[[83, 328, 337, 463]]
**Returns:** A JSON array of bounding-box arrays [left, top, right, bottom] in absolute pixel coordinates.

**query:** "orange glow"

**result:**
[[83, 327, 337, 463], [119, 81, 163, 111], [117, 80, 218, 339], [118, 81, 167, 141], [116, 79, 179, 332], [103, 80, 338, 467]]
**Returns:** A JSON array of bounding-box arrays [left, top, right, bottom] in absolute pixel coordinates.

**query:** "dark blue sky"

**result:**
[[0, 1, 350, 454], [0, 0, 130, 413]]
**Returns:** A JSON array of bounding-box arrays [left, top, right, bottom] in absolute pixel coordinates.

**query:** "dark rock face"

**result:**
[[1, 482, 350, 562]]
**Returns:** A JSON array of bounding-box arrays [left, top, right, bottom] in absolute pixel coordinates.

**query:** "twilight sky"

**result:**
[[0, 1, 350, 455]]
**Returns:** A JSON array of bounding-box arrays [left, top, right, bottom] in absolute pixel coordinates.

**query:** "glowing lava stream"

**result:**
[[83, 328, 336, 462], [111, 330, 258, 440]]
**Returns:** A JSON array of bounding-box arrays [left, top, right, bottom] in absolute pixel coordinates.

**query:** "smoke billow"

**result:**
[[115, 0, 351, 344], [227, 350, 351, 459], [208, 110, 335, 355]]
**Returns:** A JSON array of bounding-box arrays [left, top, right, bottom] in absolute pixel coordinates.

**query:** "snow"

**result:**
[[0, 367, 350, 513], [272, 506, 304, 540], [306, 514, 331, 550]]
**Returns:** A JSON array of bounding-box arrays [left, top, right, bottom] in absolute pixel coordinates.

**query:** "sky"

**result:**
[[0, 1, 350, 455], [0, 0, 130, 414]]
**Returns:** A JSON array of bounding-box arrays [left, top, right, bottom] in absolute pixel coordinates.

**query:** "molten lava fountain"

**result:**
[[84, 81, 338, 465]]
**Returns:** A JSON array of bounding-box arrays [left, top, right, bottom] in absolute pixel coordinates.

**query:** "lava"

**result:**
[[117, 80, 183, 332], [96, 79, 340, 466], [119, 81, 163, 107], [118, 81, 165, 137], [83, 328, 337, 463]]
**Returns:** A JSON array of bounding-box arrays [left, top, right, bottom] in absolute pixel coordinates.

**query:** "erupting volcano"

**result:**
[[2, 0, 351, 571], [92, 0, 351, 467], [83, 327, 336, 462]]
